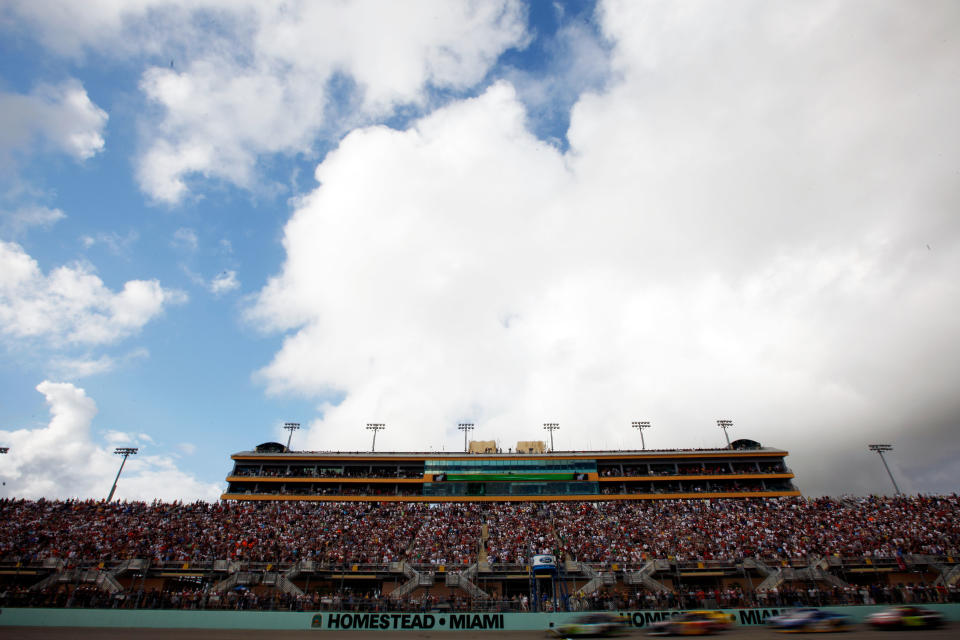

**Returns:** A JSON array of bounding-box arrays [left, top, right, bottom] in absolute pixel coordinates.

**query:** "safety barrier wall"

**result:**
[[2, 605, 960, 631]]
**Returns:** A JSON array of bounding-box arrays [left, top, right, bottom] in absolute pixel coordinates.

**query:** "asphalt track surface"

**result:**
[[0, 626, 955, 640]]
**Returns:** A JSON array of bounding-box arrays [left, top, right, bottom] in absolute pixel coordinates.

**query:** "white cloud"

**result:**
[[0, 381, 222, 501], [3, 0, 527, 203], [0, 205, 65, 235], [104, 429, 133, 444], [250, 0, 960, 496], [209, 269, 240, 296], [0, 79, 107, 165], [48, 354, 117, 379], [0, 240, 186, 346], [136, 1, 527, 202]]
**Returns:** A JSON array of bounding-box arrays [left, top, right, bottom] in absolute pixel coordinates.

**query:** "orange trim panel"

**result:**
[[220, 490, 802, 503]]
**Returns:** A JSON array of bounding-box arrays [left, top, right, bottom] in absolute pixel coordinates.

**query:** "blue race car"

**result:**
[[767, 608, 852, 632]]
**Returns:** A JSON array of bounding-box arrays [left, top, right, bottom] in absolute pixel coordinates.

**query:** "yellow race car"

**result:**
[[647, 611, 731, 636], [688, 611, 735, 628]]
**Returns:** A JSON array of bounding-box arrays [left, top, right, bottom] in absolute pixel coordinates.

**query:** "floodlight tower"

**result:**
[[0, 447, 7, 495], [543, 423, 559, 451], [631, 421, 651, 450], [458, 423, 474, 453], [283, 422, 300, 451], [717, 419, 733, 448], [366, 423, 385, 452], [107, 447, 138, 502], [868, 444, 902, 495]]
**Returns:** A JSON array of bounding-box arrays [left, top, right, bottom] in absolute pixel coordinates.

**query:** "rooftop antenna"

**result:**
[[717, 419, 733, 448], [366, 423, 385, 452], [631, 421, 651, 450], [458, 423, 474, 452], [283, 422, 300, 451], [868, 444, 902, 495], [543, 423, 559, 451], [107, 447, 138, 502]]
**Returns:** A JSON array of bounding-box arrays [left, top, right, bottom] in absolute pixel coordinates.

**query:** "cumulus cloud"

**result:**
[[250, 1, 960, 497], [3, 0, 528, 203], [0, 240, 186, 346], [0, 381, 222, 500], [138, 1, 527, 202], [209, 270, 240, 296], [0, 79, 107, 165]]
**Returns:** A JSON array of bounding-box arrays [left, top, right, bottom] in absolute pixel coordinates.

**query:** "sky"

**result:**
[[0, 0, 958, 501]]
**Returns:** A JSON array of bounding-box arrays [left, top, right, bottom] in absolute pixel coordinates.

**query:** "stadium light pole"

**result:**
[[106, 447, 138, 502], [631, 421, 651, 450], [366, 423, 385, 452], [868, 444, 901, 495], [717, 419, 733, 448], [283, 422, 300, 451], [543, 423, 559, 451], [458, 423, 474, 453]]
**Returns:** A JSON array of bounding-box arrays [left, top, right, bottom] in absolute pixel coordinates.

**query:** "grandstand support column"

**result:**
[[868, 444, 902, 495], [106, 447, 138, 502]]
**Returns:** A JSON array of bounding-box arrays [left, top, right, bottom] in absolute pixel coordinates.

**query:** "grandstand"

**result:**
[[1, 495, 958, 613], [1, 438, 958, 615], [222, 438, 799, 501]]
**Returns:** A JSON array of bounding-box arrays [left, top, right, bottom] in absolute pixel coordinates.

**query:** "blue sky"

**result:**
[[1, 0, 959, 500]]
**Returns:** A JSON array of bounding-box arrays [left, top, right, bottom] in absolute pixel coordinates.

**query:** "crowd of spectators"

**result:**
[[1, 494, 957, 571], [232, 466, 424, 479], [552, 495, 959, 565], [485, 503, 555, 565], [408, 504, 483, 565]]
